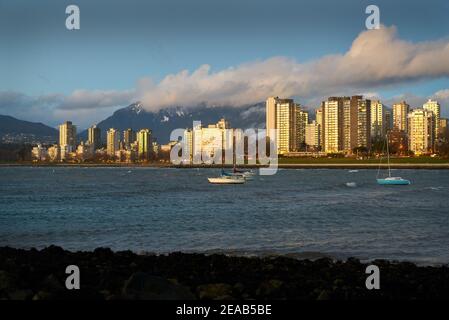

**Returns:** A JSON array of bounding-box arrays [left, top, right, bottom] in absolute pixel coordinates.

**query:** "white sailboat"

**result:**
[[377, 133, 411, 185], [208, 172, 246, 184], [207, 133, 246, 185]]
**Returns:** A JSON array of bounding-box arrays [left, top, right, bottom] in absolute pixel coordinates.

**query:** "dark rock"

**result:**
[[197, 283, 234, 300], [256, 279, 284, 299], [8, 289, 34, 300], [41, 274, 65, 292], [32, 290, 55, 300], [122, 272, 195, 300], [0, 270, 17, 291], [317, 289, 332, 300], [1, 247, 449, 300]]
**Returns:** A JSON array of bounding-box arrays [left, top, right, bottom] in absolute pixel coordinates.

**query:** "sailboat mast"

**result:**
[[386, 133, 391, 177]]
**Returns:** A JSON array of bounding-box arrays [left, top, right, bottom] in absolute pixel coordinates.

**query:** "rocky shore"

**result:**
[[1, 246, 448, 300]]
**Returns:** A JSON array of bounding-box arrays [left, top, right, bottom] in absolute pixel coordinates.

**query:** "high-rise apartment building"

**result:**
[[315, 107, 323, 150], [322, 98, 344, 153], [137, 129, 152, 160], [266, 96, 278, 144], [384, 109, 393, 133], [106, 128, 120, 156], [408, 109, 434, 155], [275, 99, 297, 154], [183, 128, 193, 162], [341, 97, 352, 152], [266, 97, 300, 154], [305, 121, 320, 149], [266, 97, 308, 154], [123, 128, 136, 148], [370, 100, 385, 139], [296, 104, 309, 150], [59, 121, 77, 160], [393, 101, 410, 133], [423, 99, 440, 140], [59, 121, 77, 150], [350, 95, 371, 151], [87, 124, 101, 150]]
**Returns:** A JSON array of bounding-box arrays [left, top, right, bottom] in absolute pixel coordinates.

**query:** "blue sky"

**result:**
[[1, 0, 449, 128]]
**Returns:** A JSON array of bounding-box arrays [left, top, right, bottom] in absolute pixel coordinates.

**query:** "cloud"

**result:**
[[57, 89, 135, 110], [375, 91, 449, 118], [2, 25, 449, 127], [0, 90, 124, 128], [137, 26, 449, 111], [434, 89, 449, 101]]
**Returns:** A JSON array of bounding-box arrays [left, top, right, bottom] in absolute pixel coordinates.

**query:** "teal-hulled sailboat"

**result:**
[[376, 133, 411, 185]]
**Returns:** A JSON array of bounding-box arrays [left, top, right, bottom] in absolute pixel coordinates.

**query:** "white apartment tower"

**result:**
[[59, 121, 77, 150], [423, 99, 440, 140], [408, 109, 434, 155], [370, 100, 385, 139], [393, 101, 410, 133], [106, 128, 120, 156]]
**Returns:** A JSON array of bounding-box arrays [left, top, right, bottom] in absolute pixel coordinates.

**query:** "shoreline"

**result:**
[[1, 162, 449, 169], [1, 246, 448, 300]]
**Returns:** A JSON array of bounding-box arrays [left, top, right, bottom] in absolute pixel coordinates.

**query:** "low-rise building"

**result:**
[[31, 144, 48, 161]]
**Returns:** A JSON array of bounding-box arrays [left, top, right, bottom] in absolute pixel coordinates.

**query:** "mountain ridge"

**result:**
[[0, 114, 58, 144], [78, 102, 266, 144]]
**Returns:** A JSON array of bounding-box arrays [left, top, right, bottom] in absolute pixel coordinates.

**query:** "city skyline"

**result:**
[[28, 93, 449, 163]]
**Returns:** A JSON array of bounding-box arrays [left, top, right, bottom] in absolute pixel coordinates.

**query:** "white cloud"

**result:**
[[137, 26, 449, 111], [57, 89, 135, 110], [434, 89, 449, 100], [2, 25, 449, 126]]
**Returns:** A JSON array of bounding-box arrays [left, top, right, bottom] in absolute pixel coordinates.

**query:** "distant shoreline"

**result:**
[[1, 162, 449, 169]]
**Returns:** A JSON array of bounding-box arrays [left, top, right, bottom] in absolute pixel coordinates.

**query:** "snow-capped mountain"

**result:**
[[79, 102, 266, 144]]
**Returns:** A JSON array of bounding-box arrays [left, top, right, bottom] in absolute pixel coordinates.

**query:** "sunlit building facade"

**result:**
[[305, 121, 320, 149], [106, 128, 120, 156], [393, 101, 410, 134], [423, 99, 440, 140], [87, 124, 101, 150], [408, 109, 434, 155], [370, 100, 385, 139], [123, 128, 136, 149], [322, 98, 344, 153], [137, 129, 152, 160], [59, 121, 76, 152]]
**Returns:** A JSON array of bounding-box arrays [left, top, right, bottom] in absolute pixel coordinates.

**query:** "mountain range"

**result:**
[[0, 115, 58, 144], [1, 102, 267, 145], [78, 102, 267, 144]]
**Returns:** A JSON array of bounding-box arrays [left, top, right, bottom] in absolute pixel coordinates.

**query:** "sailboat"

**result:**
[[376, 133, 411, 185], [207, 134, 246, 185], [230, 162, 255, 180], [208, 169, 246, 184]]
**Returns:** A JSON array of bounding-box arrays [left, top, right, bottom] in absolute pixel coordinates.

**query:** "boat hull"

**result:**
[[208, 177, 245, 184], [377, 178, 410, 185]]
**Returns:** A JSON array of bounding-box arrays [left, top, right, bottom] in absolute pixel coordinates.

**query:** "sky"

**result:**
[[1, 0, 449, 129]]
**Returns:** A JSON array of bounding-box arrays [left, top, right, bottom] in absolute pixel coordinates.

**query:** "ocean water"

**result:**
[[1, 167, 448, 264]]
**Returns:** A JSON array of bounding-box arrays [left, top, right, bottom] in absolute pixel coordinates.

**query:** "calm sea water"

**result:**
[[1, 167, 448, 264]]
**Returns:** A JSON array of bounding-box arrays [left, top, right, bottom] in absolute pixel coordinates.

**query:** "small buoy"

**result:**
[[346, 182, 357, 188]]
